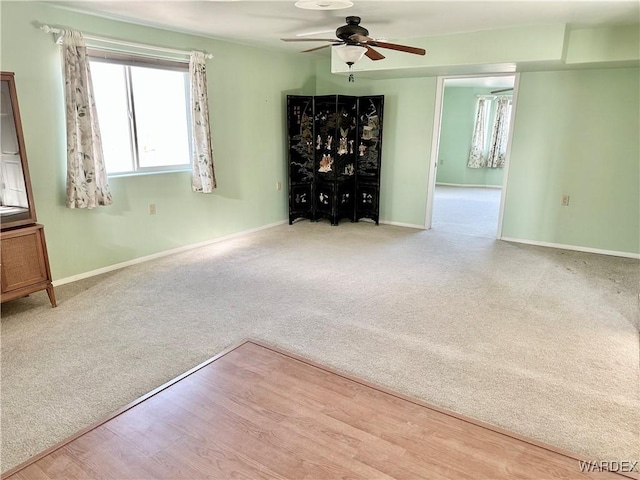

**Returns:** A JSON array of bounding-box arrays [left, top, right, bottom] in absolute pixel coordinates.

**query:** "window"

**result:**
[[90, 56, 192, 175]]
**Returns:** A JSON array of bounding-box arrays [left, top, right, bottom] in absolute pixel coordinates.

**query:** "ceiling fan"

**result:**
[[281, 16, 426, 62]]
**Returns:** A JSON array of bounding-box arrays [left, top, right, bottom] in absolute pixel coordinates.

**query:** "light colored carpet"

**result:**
[[432, 185, 502, 238], [1, 222, 639, 473]]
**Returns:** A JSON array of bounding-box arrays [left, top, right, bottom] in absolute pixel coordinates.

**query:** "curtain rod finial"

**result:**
[[40, 24, 62, 35]]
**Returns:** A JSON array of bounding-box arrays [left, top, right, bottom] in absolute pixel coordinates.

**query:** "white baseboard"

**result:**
[[436, 183, 502, 189], [379, 220, 425, 230], [500, 237, 640, 259], [53, 220, 287, 287]]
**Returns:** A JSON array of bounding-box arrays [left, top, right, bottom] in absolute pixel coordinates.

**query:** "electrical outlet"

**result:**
[[561, 195, 570, 206], [149, 203, 156, 215], [276, 181, 282, 191]]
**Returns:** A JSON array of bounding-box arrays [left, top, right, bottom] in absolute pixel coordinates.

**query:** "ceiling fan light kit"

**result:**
[[335, 44, 367, 82], [295, 0, 353, 10], [335, 45, 367, 64]]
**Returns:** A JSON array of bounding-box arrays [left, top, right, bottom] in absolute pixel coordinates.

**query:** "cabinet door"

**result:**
[[0, 72, 37, 229], [1, 226, 49, 293]]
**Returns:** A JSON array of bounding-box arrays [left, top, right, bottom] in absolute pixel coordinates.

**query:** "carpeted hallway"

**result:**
[[432, 185, 502, 238], [1, 222, 639, 473]]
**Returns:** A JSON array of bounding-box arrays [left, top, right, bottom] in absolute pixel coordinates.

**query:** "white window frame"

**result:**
[[89, 53, 193, 177]]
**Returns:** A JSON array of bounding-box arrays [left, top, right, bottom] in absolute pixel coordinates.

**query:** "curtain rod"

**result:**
[[477, 94, 512, 99], [40, 25, 213, 59]]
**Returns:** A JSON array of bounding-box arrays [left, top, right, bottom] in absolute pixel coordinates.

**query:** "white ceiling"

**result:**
[[50, 0, 640, 54]]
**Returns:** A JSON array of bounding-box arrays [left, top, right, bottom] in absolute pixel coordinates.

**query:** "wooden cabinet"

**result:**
[[287, 94, 383, 226], [1, 71, 55, 307], [1, 224, 55, 306]]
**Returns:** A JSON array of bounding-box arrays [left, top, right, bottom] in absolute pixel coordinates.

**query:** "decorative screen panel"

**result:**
[[288, 95, 383, 226], [357, 96, 384, 179], [287, 96, 314, 184]]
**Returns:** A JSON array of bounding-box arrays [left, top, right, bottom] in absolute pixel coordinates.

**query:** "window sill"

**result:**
[[108, 168, 192, 179]]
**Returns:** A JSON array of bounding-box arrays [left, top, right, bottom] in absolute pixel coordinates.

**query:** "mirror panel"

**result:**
[[0, 72, 36, 229]]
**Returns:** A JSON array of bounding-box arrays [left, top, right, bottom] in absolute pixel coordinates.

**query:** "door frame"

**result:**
[[424, 72, 521, 239]]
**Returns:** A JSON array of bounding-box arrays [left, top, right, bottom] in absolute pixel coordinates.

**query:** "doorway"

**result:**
[[425, 74, 519, 238]]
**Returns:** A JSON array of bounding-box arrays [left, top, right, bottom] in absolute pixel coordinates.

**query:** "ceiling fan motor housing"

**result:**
[[336, 16, 369, 43]]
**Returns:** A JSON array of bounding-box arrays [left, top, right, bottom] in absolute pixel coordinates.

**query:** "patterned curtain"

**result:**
[[189, 52, 216, 193], [487, 96, 512, 168], [467, 97, 488, 169], [62, 30, 112, 209]]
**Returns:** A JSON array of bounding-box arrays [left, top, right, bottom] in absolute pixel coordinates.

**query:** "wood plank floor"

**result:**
[[2, 341, 632, 480]]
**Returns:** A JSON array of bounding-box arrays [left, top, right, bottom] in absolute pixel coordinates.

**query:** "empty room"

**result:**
[[1, 1, 638, 478]]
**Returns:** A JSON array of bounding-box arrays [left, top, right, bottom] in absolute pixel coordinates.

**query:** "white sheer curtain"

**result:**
[[189, 52, 216, 193], [467, 96, 488, 169], [62, 30, 112, 209], [487, 96, 512, 168]]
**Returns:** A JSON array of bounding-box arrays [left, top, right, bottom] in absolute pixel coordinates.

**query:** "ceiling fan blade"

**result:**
[[296, 29, 335, 38], [281, 38, 340, 42], [302, 44, 333, 53], [364, 46, 385, 61], [347, 34, 426, 56], [372, 41, 426, 56]]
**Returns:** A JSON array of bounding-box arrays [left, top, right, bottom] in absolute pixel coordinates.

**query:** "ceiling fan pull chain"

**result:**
[[348, 64, 355, 83]]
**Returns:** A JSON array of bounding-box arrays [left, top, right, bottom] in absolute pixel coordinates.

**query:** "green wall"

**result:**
[[315, 60, 436, 227], [436, 87, 505, 187], [0, 2, 316, 280], [502, 68, 639, 253], [566, 25, 640, 65]]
